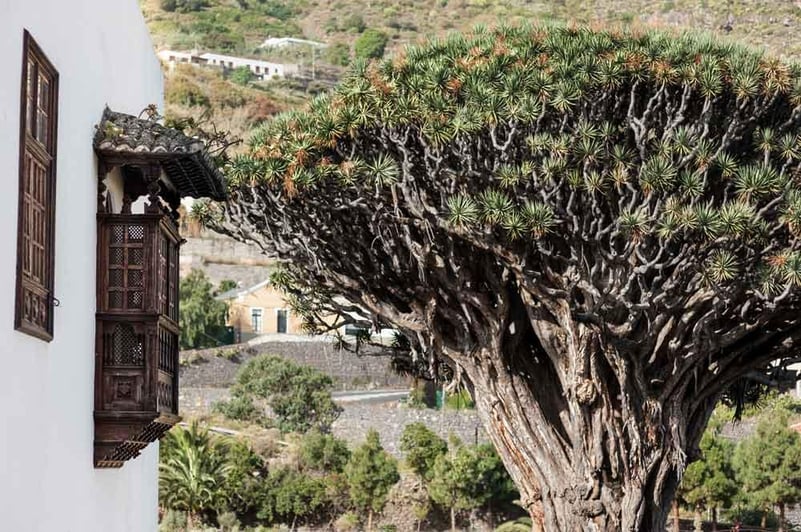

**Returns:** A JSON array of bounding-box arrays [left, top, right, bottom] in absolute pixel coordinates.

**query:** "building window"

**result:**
[[276, 309, 288, 334], [15, 30, 58, 341], [251, 308, 263, 333]]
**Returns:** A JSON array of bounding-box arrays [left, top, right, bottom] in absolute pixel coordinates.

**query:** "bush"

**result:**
[[341, 13, 366, 33], [258, 468, 330, 526], [230, 66, 254, 86], [161, 0, 209, 12], [217, 354, 342, 433], [165, 76, 210, 108], [445, 388, 475, 410], [354, 29, 389, 60], [299, 431, 351, 473], [344, 430, 399, 528], [323, 43, 351, 67], [179, 269, 229, 349], [213, 394, 262, 423], [400, 423, 447, 480]]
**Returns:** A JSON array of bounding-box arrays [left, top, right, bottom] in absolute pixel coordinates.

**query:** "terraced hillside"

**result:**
[[141, 0, 801, 61]]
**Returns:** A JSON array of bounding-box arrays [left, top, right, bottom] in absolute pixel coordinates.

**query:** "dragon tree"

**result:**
[[200, 24, 801, 530]]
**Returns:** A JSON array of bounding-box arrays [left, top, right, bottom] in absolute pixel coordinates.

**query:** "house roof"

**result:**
[[215, 279, 271, 301], [93, 107, 227, 201]]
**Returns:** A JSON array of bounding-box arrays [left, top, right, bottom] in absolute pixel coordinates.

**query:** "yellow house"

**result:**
[[216, 280, 304, 341]]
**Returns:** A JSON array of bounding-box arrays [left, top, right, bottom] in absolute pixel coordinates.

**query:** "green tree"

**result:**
[[217, 354, 342, 432], [179, 269, 229, 349], [216, 279, 238, 295], [734, 404, 801, 532], [428, 439, 516, 532], [353, 29, 388, 59], [258, 468, 329, 528], [217, 439, 266, 517], [344, 429, 400, 531], [159, 422, 229, 526], [208, 24, 801, 530], [230, 66, 254, 86], [679, 420, 737, 532], [299, 430, 352, 473], [399, 422, 447, 481]]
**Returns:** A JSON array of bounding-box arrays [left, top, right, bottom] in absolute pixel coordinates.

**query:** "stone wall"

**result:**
[[180, 338, 409, 390], [180, 230, 274, 287]]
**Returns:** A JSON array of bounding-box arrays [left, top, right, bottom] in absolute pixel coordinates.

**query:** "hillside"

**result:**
[[142, 0, 801, 61], [141, 0, 801, 145]]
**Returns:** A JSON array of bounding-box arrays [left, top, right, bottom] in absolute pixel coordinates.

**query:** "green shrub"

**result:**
[[165, 77, 210, 108], [161, 0, 209, 12], [445, 388, 475, 410], [323, 42, 351, 67], [213, 394, 262, 423], [300, 431, 352, 473], [354, 29, 389, 60], [230, 66, 254, 86], [217, 354, 342, 433], [400, 423, 447, 480], [406, 384, 427, 409], [341, 13, 366, 33], [258, 468, 330, 526]]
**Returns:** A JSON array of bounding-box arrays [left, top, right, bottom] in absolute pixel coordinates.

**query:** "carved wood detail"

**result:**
[[94, 212, 181, 468]]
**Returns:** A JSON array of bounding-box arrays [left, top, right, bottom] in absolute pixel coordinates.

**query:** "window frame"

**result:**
[[250, 307, 263, 333], [15, 30, 59, 342], [275, 308, 288, 334]]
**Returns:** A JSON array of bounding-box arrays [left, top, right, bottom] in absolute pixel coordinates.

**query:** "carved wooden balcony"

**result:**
[[92, 107, 226, 468], [94, 214, 181, 468]]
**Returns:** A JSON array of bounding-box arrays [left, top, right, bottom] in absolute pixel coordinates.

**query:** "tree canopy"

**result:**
[[203, 23, 801, 531], [678, 415, 737, 530], [215, 354, 342, 433], [734, 405, 801, 531], [400, 422, 448, 481], [179, 269, 229, 349], [343, 429, 399, 530]]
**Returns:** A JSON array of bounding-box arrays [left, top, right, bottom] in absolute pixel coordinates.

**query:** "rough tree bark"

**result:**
[[205, 25, 801, 532]]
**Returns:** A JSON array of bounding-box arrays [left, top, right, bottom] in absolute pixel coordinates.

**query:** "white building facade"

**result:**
[[0, 1, 225, 531], [157, 49, 299, 79]]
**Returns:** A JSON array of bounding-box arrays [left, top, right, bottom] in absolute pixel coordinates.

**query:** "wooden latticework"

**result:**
[[94, 213, 181, 467]]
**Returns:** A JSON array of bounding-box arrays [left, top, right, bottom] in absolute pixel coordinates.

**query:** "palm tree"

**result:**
[[159, 421, 229, 527]]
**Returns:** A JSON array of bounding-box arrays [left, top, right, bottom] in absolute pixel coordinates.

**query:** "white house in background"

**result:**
[[260, 37, 327, 48], [156, 49, 299, 80], [0, 2, 226, 531], [156, 49, 208, 68], [199, 52, 299, 79]]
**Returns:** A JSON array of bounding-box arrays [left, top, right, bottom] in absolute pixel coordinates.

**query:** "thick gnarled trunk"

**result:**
[[456, 339, 715, 532]]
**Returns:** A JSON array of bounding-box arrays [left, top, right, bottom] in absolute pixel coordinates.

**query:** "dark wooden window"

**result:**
[[15, 30, 59, 341]]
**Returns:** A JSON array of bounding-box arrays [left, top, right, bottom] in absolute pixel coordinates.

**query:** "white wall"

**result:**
[[0, 1, 163, 531]]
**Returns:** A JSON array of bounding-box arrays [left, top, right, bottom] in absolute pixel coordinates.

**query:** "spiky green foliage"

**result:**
[[209, 24, 801, 530], [159, 422, 230, 522]]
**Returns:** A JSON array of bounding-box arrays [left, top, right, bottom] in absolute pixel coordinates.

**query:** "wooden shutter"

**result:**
[[15, 30, 59, 341]]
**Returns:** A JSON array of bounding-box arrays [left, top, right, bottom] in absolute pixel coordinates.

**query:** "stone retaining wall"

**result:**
[[180, 339, 408, 390]]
